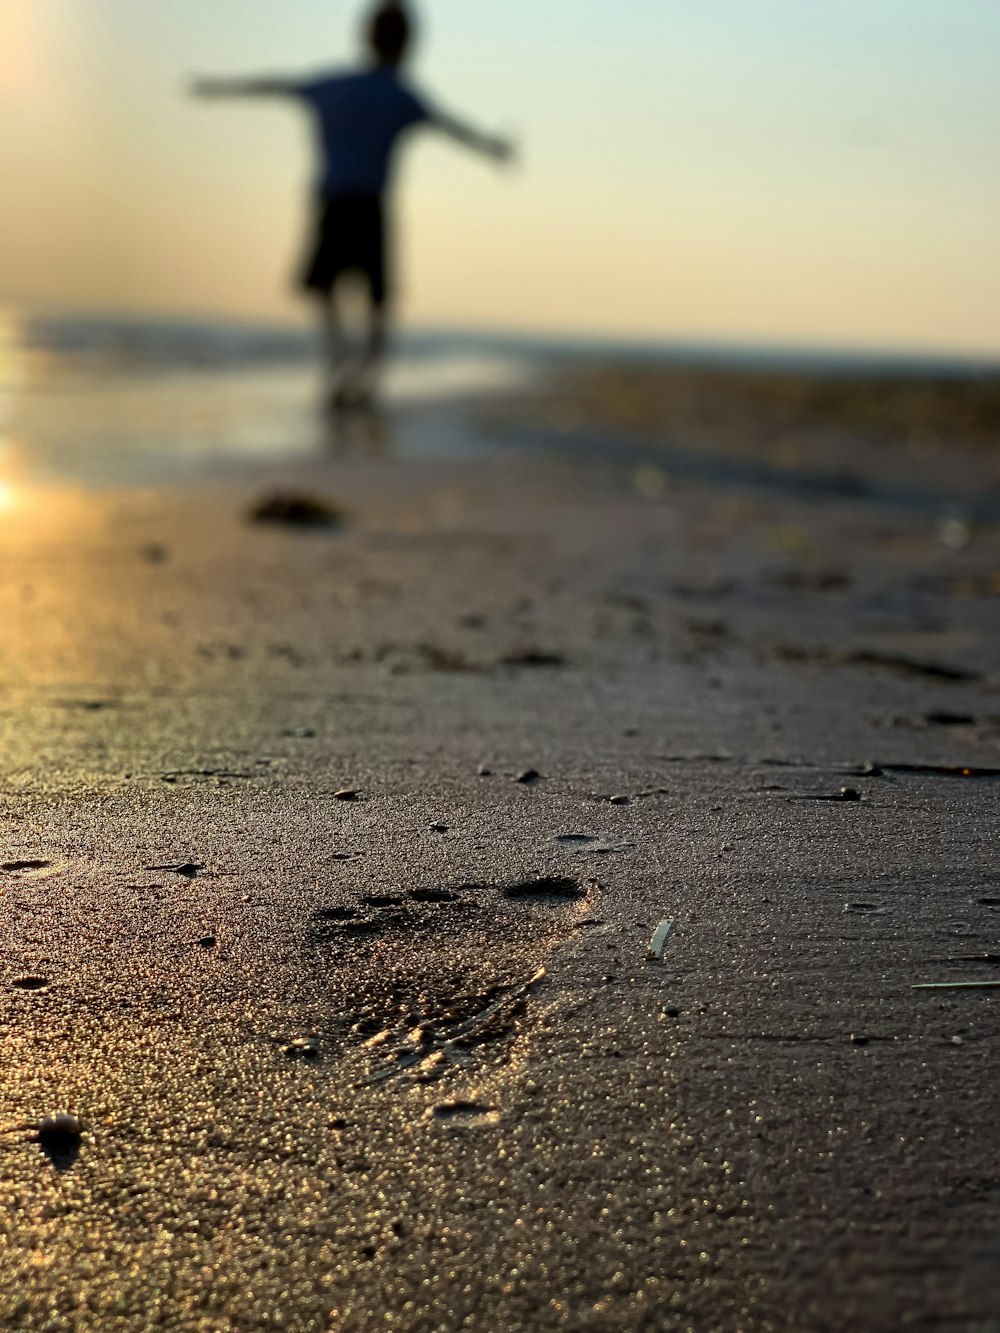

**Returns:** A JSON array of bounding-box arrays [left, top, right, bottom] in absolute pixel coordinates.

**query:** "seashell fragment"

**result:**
[[646, 920, 675, 961]]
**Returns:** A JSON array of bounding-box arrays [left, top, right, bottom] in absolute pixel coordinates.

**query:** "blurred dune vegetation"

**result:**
[[535, 363, 1000, 455]]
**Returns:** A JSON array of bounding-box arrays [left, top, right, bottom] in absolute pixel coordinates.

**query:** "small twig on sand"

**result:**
[[912, 980, 1000, 991]]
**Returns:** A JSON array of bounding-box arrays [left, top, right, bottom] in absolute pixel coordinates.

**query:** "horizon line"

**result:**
[[8, 300, 1000, 375]]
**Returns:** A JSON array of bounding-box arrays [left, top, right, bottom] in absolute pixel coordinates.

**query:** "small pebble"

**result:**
[[429, 1100, 498, 1123], [283, 1037, 321, 1061], [950, 1035, 964, 1046], [333, 789, 360, 802], [839, 787, 861, 801], [37, 1113, 83, 1147], [609, 794, 630, 806]]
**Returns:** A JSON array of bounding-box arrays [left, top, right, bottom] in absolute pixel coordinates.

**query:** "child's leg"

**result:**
[[318, 287, 362, 411], [318, 288, 346, 376], [356, 298, 390, 403]]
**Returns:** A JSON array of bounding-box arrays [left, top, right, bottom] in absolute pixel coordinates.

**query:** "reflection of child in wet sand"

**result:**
[[193, 1, 513, 410]]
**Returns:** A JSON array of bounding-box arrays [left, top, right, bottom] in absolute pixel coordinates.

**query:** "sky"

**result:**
[[2, 0, 1000, 353]]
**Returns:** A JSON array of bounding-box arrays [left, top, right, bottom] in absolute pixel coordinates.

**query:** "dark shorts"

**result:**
[[299, 195, 388, 305]]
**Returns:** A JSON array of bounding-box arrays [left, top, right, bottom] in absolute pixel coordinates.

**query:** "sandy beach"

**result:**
[[1, 350, 999, 1330]]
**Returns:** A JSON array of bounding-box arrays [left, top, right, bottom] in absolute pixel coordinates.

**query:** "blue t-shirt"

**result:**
[[296, 68, 431, 199]]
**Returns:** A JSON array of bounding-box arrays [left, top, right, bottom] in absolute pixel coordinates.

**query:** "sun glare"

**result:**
[[0, 3, 39, 96]]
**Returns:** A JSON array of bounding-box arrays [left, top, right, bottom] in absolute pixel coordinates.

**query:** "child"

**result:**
[[193, 1, 513, 409]]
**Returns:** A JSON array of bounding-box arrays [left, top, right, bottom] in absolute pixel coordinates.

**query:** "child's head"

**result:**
[[367, 2, 413, 67]]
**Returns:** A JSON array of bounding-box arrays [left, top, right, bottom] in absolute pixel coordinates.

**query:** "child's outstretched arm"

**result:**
[[430, 110, 515, 163], [190, 76, 300, 98]]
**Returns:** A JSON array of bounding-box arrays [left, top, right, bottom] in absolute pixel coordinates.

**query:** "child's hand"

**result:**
[[187, 76, 293, 99], [490, 135, 517, 164]]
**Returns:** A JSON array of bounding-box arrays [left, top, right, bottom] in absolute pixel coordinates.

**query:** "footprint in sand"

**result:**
[[304, 874, 595, 1085]]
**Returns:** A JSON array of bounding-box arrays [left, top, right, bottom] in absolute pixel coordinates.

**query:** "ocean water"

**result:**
[[3, 310, 996, 489], [0, 311, 537, 487]]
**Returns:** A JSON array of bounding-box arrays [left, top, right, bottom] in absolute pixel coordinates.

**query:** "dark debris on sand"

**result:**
[[249, 493, 344, 528]]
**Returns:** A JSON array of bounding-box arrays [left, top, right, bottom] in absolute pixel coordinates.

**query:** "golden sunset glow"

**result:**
[[2, 2, 999, 353], [0, 3, 36, 95]]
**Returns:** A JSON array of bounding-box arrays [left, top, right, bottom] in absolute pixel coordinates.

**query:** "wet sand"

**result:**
[[1, 364, 999, 1330]]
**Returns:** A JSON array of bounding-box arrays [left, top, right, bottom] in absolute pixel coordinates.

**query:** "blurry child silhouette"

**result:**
[[193, 1, 512, 412]]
